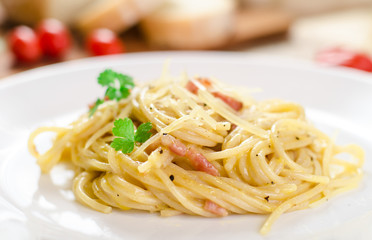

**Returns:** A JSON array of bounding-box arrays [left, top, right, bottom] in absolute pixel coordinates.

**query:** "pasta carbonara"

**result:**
[[28, 68, 364, 234]]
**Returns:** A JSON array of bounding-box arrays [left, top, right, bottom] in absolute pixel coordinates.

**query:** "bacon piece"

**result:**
[[161, 135, 219, 176], [186, 146, 220, 177], [204, 200, 228, 217], [161, 134, 187, 157], [186, 81, 199, 94], [197, 77, 212, 87], [185, 78, 243, 111], [185, 77, 212, 94], [212, 91, 243, 111]]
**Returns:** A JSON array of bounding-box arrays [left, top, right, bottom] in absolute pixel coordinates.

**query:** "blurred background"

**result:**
[[1, 0, 372, 78]]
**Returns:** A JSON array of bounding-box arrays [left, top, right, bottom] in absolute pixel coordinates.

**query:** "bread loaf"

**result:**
[[140, 0, 236, 49], [75, 0, 164, 34]]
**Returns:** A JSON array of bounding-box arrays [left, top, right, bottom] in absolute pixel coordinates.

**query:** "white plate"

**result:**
[[0, 52, 372, 240]]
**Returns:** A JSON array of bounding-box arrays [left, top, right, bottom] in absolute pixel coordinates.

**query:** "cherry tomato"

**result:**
[[316, 48, 372, 72], [86, 28, 124, 56], [8, 26, 42, 63], [37, 18, 71, 58]]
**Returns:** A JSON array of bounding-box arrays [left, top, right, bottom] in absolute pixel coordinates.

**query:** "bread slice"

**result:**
[[231, 8, 292, 44], [75, 0, 164, 34], [140, 0, 236, 49], [1, 0, 92, 24]]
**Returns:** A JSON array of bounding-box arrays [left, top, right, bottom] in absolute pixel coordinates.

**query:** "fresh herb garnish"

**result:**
[[110, 118, 153, 154], [89, 99, 104, 117], [89, 69, 134, 116], [134, 122, 153, 143]]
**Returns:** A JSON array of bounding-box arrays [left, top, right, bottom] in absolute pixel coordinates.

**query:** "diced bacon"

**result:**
[[186, 81, 199, 94], [161, 134, 187, 156], [185, 77, 243, 111], [185, 77, 212, 94], [197, 77, 212, 87], [212, 91, 243, 111], [161, 135, 220, 176], [186, 146, 220, 177], [204, 200, 228, 217]]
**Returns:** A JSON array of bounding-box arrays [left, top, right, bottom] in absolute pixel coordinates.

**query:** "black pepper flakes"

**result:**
[[271, 181, 274, 185], [159, 149, 163, 154], [117, 194, 120, 197], [255, 154, 258, 157], [295, 136, 300, 140], [163, 133, 168, 135], [310, 157, 314, 161], [264, 196, 269, 202], [169, 175, 174, 181], [203, 103, 207, 107]]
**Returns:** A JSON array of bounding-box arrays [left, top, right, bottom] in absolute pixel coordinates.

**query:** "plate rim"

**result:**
[[1, 51, 372, 90]]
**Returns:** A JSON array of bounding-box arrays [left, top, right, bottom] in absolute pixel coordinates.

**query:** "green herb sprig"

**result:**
[[110, 118, 153, 154], [89, 69, 134, 116]]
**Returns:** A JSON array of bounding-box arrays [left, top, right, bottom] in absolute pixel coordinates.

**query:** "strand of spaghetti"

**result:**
[[73, 171, 112, 213], [154, 168, 216, 217], [198, 90, 268, 138], [84, 122, 113, 149], [334, 144, 365, 167], [204, 136, 258, 160], [131, 133, 161, 159], [28, 126, 68, 158], [194, 172, 273, 212], [260, 183, 327, 235], [322, 143, 333, 177], [92, 176, 119, 207], [252, 141, 287, 185], [281, 169, 330, 184], [166, 164, 268, 214], [309, 174, 362, 208], [172, 85, 219, 130], [270, 122, 308, 173], [147, 186, 195, 215], [37, 130, 73, 172], [238, 153, 253, 183]]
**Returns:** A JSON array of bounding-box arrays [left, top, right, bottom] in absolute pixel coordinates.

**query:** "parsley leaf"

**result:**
[[89, 69, 134, 117], [89, 98, 104, 117], [98, 69, 117, 87], [105, 86, 130, 101], [117, 73, 135, 89], [110, 118, 153, 154], [111, 138, 134, 153], [112, 118, 134, 139], [134, 122, 153, 143]]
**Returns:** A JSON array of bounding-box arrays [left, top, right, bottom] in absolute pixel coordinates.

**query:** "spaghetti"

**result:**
[[28, 70, 364, 234]]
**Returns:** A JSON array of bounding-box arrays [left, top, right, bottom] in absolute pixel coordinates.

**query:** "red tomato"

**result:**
[[316, 48, 372, 72], [8, 26, 42, 63], [86, 28, 124, 56], [37, 18, 71, 58]]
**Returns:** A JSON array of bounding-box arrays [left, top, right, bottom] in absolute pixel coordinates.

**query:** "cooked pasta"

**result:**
[[28, 70, 364, 234]]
